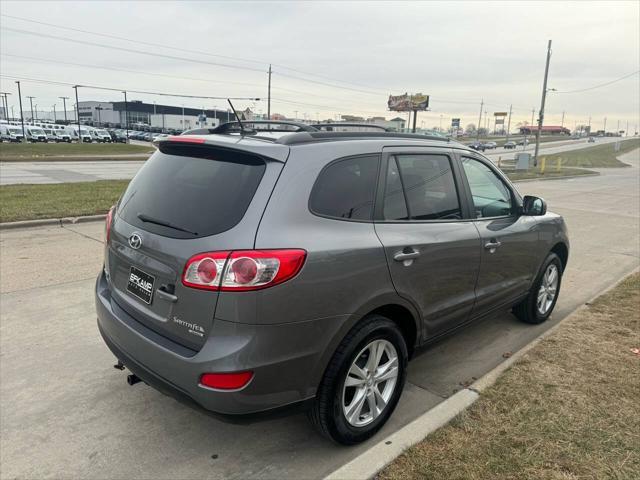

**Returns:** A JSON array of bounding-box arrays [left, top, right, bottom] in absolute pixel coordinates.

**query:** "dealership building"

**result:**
[[77, 100, 236, 130]]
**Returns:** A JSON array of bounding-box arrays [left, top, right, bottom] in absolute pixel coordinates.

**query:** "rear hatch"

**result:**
[[106, 139, 287, 351]]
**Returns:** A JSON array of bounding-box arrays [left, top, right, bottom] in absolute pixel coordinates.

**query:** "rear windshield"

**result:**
[[118, 145, 266, 238]]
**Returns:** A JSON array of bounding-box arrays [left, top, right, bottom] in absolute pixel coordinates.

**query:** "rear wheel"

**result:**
[[308, 315, 408, 445], [513, 252, 563, 324]]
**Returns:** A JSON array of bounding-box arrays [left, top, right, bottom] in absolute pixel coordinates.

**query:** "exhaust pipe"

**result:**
[[127, 374, 142, 386]]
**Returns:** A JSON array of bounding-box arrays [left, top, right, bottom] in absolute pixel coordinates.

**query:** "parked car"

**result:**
[[93, 129, 112, 143], [109, 131, 127, 143], [152, 133, 169, 142], [43, 128, 60, 143], [55, 129, 72, 143], [469, 141, 485, 151], [97, 130, 569, 445], [504, 141, 516, 149], [588, 136, 596, 143]]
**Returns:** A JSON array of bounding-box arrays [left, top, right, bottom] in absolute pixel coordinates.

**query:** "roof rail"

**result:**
[[275, 131, 452, 146], [315, 123, 390, 132], [189, 120, 318, 135]]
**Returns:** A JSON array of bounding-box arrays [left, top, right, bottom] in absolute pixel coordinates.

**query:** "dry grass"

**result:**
[[379, 273, 640, 480]]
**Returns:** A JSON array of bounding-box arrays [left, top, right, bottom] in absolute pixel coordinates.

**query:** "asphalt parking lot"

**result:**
[[1, 149, 638, 479]]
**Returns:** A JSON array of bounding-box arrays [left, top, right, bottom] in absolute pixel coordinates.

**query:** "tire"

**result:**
[[513, 252, 563, 324], [308, 314, 408, 445]]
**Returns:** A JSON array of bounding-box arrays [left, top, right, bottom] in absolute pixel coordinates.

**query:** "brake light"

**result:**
[[200, 371, 253, 390], [182, 252, 231, 290], [167, 136, 206, 143], [105, 206, 115, 243], [182, 249, 306, 291]]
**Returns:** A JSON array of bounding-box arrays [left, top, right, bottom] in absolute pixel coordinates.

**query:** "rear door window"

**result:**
[[384, 154, 462, 220], [309, 155, 379, 221], [118, 146, 266, 238]]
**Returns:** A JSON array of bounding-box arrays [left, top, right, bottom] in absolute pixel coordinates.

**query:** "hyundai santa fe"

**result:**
[[96, 122, 569, 444]]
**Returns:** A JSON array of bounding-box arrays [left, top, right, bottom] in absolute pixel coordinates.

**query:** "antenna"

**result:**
[[227, 99, 246, 135]]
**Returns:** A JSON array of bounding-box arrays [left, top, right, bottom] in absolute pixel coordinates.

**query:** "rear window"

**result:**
[[118, 145, 266, 238]]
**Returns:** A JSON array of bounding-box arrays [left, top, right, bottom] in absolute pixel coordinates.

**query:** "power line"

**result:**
[[0, 74, 260, 101], [2, 27, 267, 75], [554, 70, 639, 94], [1, 13, 395, 93]]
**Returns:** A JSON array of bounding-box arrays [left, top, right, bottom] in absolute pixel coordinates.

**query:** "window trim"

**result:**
[[374, 149, 473, 223], [308, 153, 382, 223], [458, 153, 522, 221]]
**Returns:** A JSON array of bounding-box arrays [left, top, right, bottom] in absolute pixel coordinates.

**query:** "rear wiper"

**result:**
[[137, 213, 198, 235]]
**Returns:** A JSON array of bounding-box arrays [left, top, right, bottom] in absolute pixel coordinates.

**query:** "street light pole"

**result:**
[[53, 104, 57, 122], [534, 39, 553, 165], [26, 96, 36, 122], [123, 90, 129, 142], [267, 64, 272, 120], [59, 96, 69, 123], [15, 81, 26, 141], [506, 104, 513, 142], [74, 85, 81, 141], [476, 99, 483, 140], [0, 92, 10, 120]]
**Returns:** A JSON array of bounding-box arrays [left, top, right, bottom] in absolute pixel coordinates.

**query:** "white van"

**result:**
[[68, 126, 93, 143], [94, 128, 112, 143], [0, 124, 25, 142], [25, 126, 48, 143]]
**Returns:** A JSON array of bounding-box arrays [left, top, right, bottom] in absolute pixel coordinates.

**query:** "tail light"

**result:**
[[200, 371, 253, 390], [182, 249, 306, 291], [104, 206, 115, 243]]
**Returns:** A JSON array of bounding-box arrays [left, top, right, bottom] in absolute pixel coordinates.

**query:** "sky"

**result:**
[[1, 0, 639, 132]]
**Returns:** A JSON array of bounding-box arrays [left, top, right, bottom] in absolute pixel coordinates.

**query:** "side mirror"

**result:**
[[522, 195, 547, 216]]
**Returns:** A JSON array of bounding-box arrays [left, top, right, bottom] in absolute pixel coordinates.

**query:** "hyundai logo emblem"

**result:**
[[128, 233, 142, 250]]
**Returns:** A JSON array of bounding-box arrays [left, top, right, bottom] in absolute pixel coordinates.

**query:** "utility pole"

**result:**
[[59, 96, 69, 123], [561, 111, 565, 129], [476, 98, 483, 140], [0, 92, 10, 120], [74, 86, 81, 141], [603, 117, 607, 133], [267, 64, 272, 121], [15, 81, 26, 141], [96, 105, 103, 126], [533, 39, 553, 165], [123, 91, 129, 142], [52, 104, 57, 122], [26, 96, 36, 122], [506, 104, 513, 142]]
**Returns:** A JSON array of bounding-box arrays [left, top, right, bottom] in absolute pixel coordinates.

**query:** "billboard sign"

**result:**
[[388, 93, 430, 112], [494, 112, 508, 117], [451, 118, 461, 127], [495, 118, 505, 125]]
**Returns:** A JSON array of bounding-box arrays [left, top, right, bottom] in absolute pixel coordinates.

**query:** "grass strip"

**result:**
[[379, 273, 640, 480], [0, 142, 153, 159], [0, 180, 129, 223], [538, 138, 640, 168]]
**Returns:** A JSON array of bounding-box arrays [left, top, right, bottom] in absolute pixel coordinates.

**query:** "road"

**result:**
[[0, 136, 628, 185], [1, 149, 638, 479]]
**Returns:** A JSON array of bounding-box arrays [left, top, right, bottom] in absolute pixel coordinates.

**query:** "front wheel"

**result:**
[[308, 315, 408, 444], [513, 252, 563, 324]]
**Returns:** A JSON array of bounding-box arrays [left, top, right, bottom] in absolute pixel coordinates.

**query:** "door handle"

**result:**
[[393, 250, 420, 262], [157, 285, 178, 303], [484, 240, 502, 251]]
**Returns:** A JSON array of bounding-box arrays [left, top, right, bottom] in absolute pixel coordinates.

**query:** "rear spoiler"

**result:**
[[154, 135, 290, 163]]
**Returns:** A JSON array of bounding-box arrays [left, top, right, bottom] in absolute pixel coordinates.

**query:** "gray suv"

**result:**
[[96, 124, 569, 444]]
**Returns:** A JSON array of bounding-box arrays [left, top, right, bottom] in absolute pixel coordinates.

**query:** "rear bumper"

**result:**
[[95, 271, 347, 416]]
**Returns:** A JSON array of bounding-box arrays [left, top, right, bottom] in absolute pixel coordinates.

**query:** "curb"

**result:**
[[325, 390, 479, 480], [324, 267, 639, 480], [0, 214, 106, 230], [511, 172, 600, 183]]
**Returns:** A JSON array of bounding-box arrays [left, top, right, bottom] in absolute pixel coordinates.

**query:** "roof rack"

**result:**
[[276, 131, 453, 146], [315, 123, 390, 132], [211, 120, 319, 134]]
